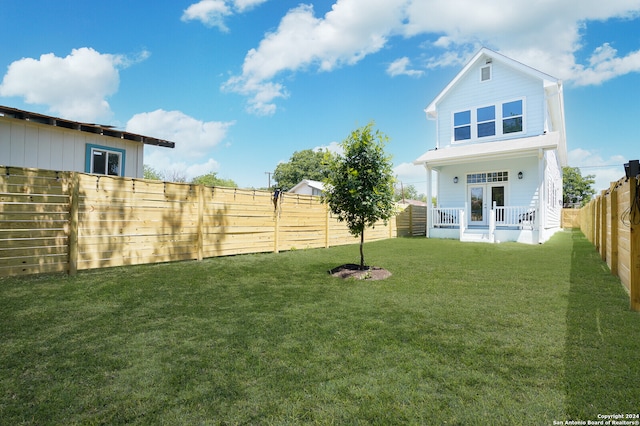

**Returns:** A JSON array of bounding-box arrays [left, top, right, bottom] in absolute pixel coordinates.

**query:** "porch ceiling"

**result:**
[[413, 132, 560, 168]]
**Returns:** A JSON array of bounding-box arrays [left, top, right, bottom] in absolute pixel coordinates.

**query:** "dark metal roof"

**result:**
[[0, 105, 175, 148]]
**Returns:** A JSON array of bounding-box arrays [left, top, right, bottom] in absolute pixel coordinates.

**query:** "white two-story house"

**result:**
[[414, 48, 567, 244]]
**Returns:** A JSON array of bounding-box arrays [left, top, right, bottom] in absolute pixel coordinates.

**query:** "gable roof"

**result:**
[[288, 179, 325, 193], [0, 105, 175, 148], [424, 47, 561, 119]]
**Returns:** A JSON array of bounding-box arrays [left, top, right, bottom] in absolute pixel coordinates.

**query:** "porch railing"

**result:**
[[432, 207, 461, 227], [493, 205, 536, 229], [430, 205, 537, 229]]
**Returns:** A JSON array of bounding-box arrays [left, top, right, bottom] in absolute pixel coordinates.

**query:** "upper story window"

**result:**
[[477, 106, 495, 137], [502, 100, 523, 134], [480, 65, 492, 82], [454, 110, 471, 141], [86, 144, 126, 177], [452, 98, 524, 143]]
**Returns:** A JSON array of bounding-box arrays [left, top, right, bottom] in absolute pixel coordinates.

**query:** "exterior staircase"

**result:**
[[460, 228, 493, 243]]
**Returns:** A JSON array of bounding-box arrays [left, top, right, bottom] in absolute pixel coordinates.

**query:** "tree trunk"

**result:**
[[359, 230, 365, 270]]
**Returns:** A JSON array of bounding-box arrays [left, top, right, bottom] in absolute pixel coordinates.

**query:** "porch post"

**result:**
[[425, 164, 432, 238], [537, 148, 546, 243], [489, 201, 496, 243]]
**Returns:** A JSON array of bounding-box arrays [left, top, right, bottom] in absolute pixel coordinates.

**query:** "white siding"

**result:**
[[50, 132, 65, 170], [436, 60, 546, 147], [544, 149, 562, 229], [9, 122, 25, 165], [0, 120, 11, 163]]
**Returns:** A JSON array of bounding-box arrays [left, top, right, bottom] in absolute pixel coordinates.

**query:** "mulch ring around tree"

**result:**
[[329, 264, 392, 281]]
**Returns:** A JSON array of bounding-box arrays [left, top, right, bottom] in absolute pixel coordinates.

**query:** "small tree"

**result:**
[[322, 122, 396, 270], [563, 166, 596, 207]]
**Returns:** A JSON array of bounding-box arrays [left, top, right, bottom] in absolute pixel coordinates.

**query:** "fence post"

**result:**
[[274, 196, 280, 253], [325, 204, 330, 248], [599, 189, 607, 261], [594, 196, 601, 252], [68, 172, 79, 275], [197, 185, 204, 261], [609, 182, 618, 276], [409, 204, 414, 237], [630, 177, 640, 311]]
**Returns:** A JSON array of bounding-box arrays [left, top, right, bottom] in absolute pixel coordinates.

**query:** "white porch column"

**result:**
[[537, 148, 546, 244], [425, 164, 432, 238]]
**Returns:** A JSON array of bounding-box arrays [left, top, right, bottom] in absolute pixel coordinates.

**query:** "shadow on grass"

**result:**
[[565, 230, 640, 418]]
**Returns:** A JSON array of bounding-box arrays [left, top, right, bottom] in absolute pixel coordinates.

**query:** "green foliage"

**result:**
[[394, 183, 426, 202], [322, 122, 396, 268], [563, 166, 596, 207], [273, 149, 328, 191], [143, 164, 163, 180], [191, 171, 237, 188]]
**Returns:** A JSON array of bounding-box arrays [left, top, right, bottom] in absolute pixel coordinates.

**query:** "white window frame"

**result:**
[[480, 64, 492, 82], [501, 98, 524, 135], [86, 144, 125, 177], [451, 97, 525, 144], [453, 110, 472, 142]]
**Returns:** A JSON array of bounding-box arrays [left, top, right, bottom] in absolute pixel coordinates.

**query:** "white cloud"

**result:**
[[126, 109, 235, 180], [181, 0, 232, 31], [314, 141, 343, 156], [394, 161, 426, 185], [224, 0, 640, 114], [223, 0, 406, 114], [572, 43, 640, 86], [403, 0, 640, 84], [181, 0, 268, 31], [387, 57, 424, 77], [0, 47, 145, 122], [568, 148, 627, 192], [233, 0, 268, 12]]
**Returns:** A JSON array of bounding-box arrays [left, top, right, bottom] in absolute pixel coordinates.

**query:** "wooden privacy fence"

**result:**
[[0, 166, 429, 277], [395, 203, 427, 237], [571, 176, 640, 311]]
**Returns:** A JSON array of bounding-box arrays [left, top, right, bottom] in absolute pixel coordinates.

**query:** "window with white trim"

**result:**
[[477, 105, 495, 138], [467, 171, 509, 184], [454, 110, 471, 141], [480, 65, 491, 82], [452, 98, 524, 143], [502, 100, 523, 134], [86, 144, 125, 176]]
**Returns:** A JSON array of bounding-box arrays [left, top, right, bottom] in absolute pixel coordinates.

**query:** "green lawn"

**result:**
[[1, 230, 638, 425]]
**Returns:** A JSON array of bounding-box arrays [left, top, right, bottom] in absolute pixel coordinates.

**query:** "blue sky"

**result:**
[[1, 0, 639, 192]]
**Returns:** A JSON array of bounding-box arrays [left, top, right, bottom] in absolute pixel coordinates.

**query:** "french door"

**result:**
[[468, 184, 505, 226]]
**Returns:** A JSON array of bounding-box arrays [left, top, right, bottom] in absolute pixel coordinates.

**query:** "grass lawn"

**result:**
[[1, 229, 639, 425]]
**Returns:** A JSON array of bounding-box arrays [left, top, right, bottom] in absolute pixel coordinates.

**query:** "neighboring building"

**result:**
[[289, 179, 325, 196], [0, 105, 174, 178], [413, 48, 567, 244]]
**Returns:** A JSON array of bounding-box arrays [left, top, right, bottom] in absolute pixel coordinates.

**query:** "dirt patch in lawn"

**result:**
[[329, 264, 392, 281]]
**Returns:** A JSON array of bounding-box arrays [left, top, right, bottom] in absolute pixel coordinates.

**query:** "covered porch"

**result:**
[[431, 204, 538, 244], [414, 132, 563, 245]]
